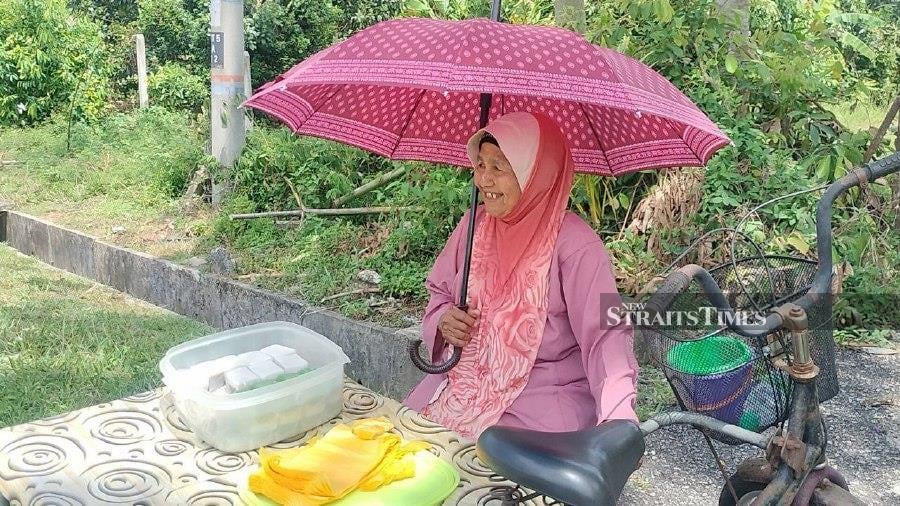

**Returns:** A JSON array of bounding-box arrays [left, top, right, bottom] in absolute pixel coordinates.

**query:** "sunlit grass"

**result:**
[[0, 244, 211, 427]]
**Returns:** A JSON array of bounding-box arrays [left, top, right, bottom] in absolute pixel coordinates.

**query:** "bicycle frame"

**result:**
[[639, 151, 900, 505], [638, 310, 825, 505]]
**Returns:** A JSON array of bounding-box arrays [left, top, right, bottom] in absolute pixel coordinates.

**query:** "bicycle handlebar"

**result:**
[[645, 151, 900, 336], [799, 150, 900, 307]]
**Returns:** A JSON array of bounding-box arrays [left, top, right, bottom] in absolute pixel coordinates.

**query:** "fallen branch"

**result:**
[[230, 206, 422, 220], [320, 287, 381, 304], [0, 160, 22, 166], [236, 272, 284, 280], [333, 166, 409, 207]]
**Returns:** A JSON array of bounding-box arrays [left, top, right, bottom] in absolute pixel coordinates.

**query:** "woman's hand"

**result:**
[[438, 306, 480, 348]]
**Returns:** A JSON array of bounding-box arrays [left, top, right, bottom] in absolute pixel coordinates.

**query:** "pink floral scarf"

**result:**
[[422, 112, 576, 439]]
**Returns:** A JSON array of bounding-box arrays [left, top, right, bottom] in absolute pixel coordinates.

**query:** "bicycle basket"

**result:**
[[644, 255, 838, 434]]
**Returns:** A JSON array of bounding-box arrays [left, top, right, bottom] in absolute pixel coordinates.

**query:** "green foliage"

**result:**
[[0, 0, 110, 125], [335, 0, 405, 33], [69, 0, 140, 25], [222, 126, 471, 304], [244, 0, 343, 88], [100, 20, 141, 103], [834, 0, 900, 102], [833, 327, 894, 348], [233, 127, 399, 210], [137, 0, 207, 70], [148, 62, 209, 112]]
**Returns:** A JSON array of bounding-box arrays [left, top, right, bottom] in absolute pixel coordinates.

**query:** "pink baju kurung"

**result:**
[[403, 207, 640, 435]]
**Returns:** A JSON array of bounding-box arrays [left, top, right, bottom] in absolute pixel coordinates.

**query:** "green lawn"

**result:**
[[0, 108, 212, 261], [0, 244, 212, 428]]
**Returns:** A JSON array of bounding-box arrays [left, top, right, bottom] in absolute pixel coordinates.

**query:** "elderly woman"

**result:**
[[403, 111, 639, 441]]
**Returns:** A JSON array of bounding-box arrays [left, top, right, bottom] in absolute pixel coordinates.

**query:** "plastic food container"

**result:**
[[159, 321, 350, 452]]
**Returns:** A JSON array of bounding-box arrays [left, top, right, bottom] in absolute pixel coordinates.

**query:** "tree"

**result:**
[[554, 0, 584, 32]]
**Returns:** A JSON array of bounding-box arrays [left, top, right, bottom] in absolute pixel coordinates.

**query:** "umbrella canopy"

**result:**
[[243, 17, 730, 176]]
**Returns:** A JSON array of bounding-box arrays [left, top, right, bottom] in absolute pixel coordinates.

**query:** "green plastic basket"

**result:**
[[666, 335, 753, 376]]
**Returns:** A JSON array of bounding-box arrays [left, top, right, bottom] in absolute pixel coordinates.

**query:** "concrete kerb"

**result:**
[[48, 225, 95, 279], [6, 212, 50, 261], [0, 210, 425, 400]]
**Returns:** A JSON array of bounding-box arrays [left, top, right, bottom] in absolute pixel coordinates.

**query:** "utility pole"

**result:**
[[209, 0, 247, 206]]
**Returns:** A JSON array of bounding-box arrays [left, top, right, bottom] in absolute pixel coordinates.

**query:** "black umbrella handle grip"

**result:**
[[409, 340, 462, 374], [409, 303, 468, 374]]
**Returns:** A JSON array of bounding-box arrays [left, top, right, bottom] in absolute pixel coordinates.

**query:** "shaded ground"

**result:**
[[0, 245, 212, 427], [620, 348, 900, 505]]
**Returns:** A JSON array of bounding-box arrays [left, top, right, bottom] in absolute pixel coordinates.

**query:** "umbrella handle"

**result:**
[[408, 339, 462, 374], [409, 301, 470, 374]]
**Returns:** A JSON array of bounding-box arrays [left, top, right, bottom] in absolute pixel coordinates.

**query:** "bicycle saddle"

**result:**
[[476, 420, 645, 506]]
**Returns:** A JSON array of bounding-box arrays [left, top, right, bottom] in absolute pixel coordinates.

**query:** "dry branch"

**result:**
[[320, 287, 381, 304], [230, 206, 422, 220], [333, 166, 409, 207]]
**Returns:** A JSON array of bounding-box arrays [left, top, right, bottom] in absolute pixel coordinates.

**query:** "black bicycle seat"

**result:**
[[476, 420, 645, 506]]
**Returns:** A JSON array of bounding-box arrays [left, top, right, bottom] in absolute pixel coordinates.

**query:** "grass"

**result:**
[[636, 364, 676, 421], [0, 107, 213, 260], [826, 96, 898, 145], [834, 328, 897, 348], [0, 244, 212, 428]]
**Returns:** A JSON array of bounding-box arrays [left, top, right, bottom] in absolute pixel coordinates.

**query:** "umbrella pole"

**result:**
[[458, 93, 492, 305], [409, 0, 502, 375]]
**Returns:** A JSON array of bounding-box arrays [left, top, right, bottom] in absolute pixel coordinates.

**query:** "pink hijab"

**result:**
[[422, 112, 576, 439]]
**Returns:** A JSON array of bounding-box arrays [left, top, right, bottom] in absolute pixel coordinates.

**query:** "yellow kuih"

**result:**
[[249, 417, 431, 505]]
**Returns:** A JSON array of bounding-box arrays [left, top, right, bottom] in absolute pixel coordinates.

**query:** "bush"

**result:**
[[233, 126, 399, 210], [0, 0, 110, 125], [245, 0, 343, 87], [137, 0, 206, 70], [334, 0, 405, 33], [69, 0, 140, 25], [148, 62, 209, 112]]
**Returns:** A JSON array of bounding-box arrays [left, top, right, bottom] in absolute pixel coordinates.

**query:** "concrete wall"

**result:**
[[0, 210, 425, 400]]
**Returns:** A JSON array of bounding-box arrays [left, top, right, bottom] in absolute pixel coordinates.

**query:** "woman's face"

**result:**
[[474, 142, 522, 218]]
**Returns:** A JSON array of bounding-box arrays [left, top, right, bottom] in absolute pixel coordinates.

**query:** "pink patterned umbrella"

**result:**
[[243, 14, 730, 374], [243, 17, 730, 176]]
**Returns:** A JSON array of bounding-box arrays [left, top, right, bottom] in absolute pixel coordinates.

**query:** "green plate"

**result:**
[[237, 450, 460, 506]]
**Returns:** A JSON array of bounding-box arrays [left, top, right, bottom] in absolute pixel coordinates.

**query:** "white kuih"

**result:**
[[247, 358, 285, 382], [224, 366, 259, 393], [274, 352, 309, 374], [260, 344, 296, 359], [177, 344, 310, 395]]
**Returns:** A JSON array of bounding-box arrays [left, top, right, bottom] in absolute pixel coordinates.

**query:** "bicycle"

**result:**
[[475, 151, 900, 505]]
